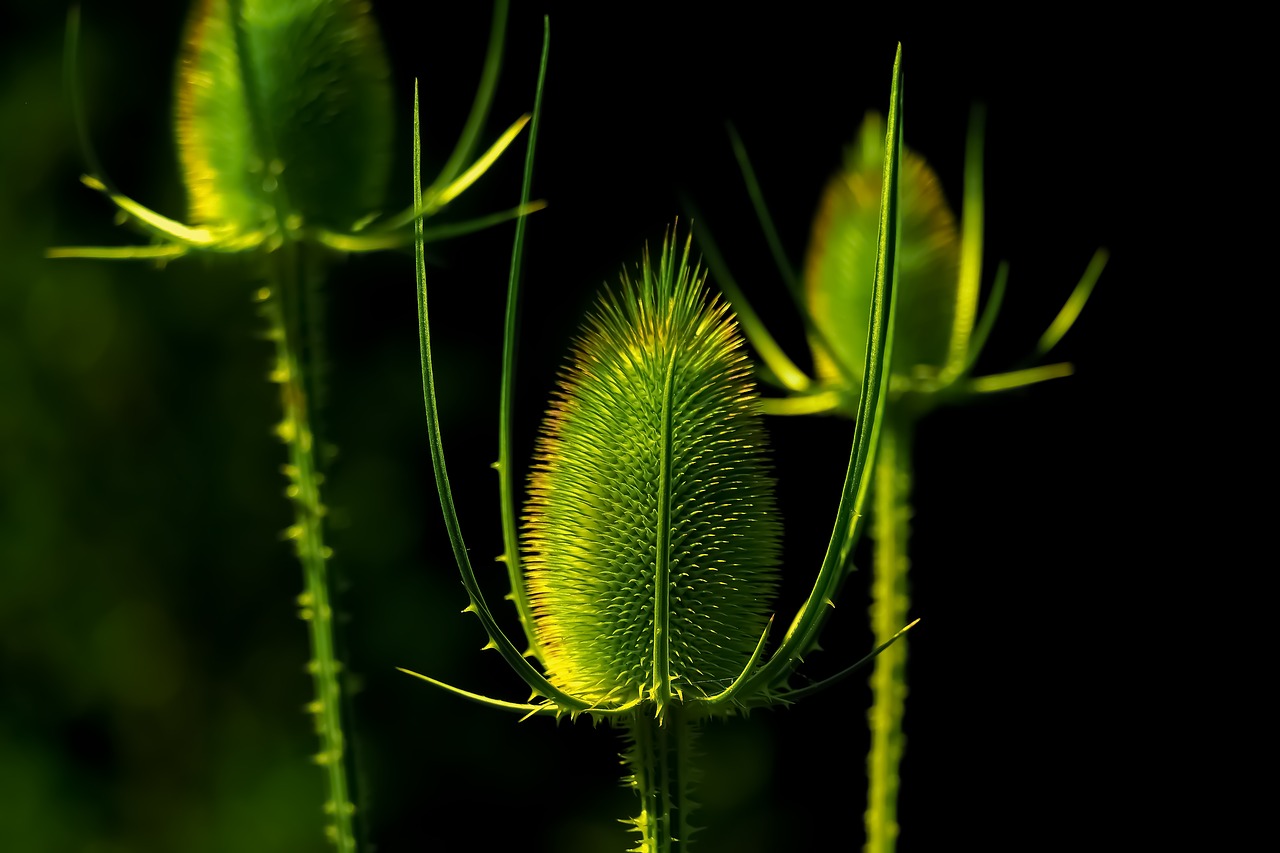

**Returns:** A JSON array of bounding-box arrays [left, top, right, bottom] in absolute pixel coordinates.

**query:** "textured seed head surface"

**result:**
[[523, 238, 781, 708]]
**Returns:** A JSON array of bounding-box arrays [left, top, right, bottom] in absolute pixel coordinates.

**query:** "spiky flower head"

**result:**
[[523, 233, 781, 713]]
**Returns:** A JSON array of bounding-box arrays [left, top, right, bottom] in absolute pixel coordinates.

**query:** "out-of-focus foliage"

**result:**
[[1, 13, 316, 853]]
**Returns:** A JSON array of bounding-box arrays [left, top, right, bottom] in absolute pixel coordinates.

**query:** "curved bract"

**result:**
[[524, 238, 781, 712]]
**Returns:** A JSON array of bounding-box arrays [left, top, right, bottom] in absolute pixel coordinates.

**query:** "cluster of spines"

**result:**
[[522, 235, 780, 709]]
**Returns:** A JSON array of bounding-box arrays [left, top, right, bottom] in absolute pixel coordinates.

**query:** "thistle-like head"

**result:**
[[522, 233, 781, 717]]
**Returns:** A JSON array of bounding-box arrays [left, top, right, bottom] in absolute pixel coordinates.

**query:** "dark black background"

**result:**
[[2, 2, 1185, 851]]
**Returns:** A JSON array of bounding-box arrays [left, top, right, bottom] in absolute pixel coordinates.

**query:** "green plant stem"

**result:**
[[623, 707, 698, 853], [865, 415, 912, 853], [259, 241, 356, 853]]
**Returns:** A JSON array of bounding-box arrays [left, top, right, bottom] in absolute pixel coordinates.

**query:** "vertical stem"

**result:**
[[865, 418, 912, 853], [258, 241, 357, 853], [623, 707, 698, 853]]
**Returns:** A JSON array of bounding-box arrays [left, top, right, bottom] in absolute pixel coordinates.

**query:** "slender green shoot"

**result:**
[[1037, 248, 1109, 356], [728, 123, 801, 296]]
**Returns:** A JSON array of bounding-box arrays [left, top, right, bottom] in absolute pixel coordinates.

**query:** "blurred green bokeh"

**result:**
[[1, 3, 1140, 851]]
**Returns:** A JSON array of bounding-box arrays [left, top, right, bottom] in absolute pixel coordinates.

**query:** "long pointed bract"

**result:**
[[1036, 248, 1109, 357], [423, 0, 510, 200], [945, 103, 986, 379], [746, 43, 905, 695], [497, 19, 551, 660], [410, 27, 589, 714]]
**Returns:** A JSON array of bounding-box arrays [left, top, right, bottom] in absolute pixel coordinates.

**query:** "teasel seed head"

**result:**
[[523, 231, 781, 714]]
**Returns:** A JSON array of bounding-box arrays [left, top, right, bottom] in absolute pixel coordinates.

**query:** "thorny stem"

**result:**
[[865, 416, 912, 853], [258, 241, 357, 853], [624, 706, 698, 853]]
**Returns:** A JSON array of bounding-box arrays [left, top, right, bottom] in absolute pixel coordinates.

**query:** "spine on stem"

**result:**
[[865, 419, 912, 853], [257, 241, 357, 853], [622, 706, 700, 853]]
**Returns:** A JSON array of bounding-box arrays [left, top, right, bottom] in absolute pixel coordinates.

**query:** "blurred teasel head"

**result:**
[[805, 111, 959, 395], [789, 108, 1105, 419], [51, 0, 532, 260], [176, 0, 395, 236]]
